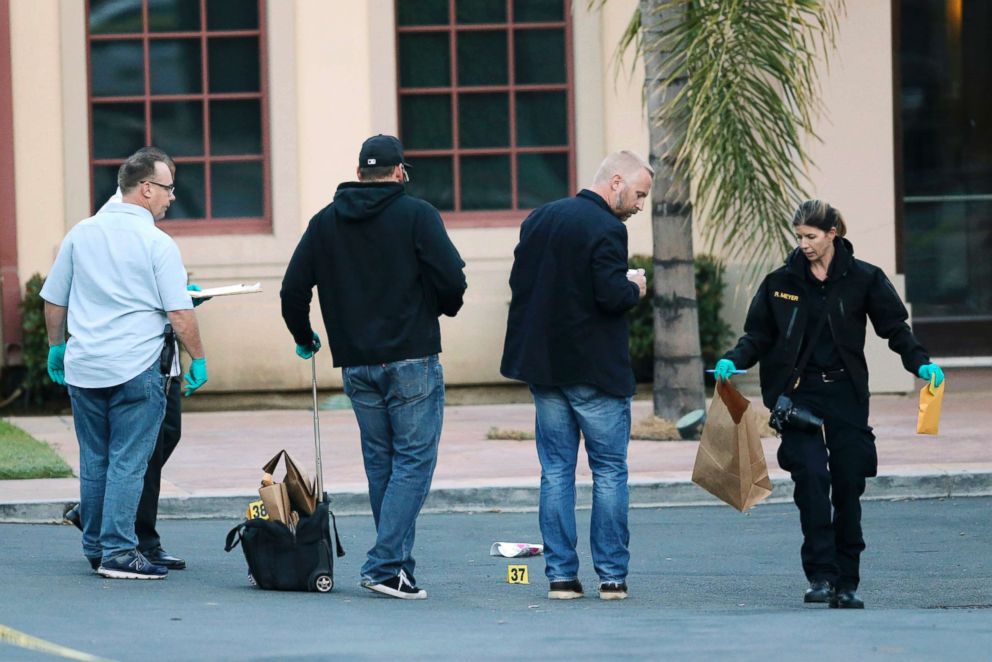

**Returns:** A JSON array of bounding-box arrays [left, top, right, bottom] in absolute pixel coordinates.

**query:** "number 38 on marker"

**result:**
[[507, 565, 529, 584]]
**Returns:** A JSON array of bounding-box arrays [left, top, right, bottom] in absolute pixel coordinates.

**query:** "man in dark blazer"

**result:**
[[500, 150, 651, 601]]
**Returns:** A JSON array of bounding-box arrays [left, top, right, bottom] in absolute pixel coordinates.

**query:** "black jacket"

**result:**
[[724, 237, 930, 409], [500, 190, 641, 397], [280, 182, 466, 367]]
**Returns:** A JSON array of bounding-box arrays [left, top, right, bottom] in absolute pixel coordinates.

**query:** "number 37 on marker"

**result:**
[[507, 565, 529, 584]]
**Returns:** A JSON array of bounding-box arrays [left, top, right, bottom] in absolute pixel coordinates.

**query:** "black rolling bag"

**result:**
[[224, 355, 345, 593], [225, 499, 345, 592]]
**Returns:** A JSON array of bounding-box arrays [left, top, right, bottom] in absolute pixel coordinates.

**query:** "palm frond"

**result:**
[[595, 0, 844, 279]]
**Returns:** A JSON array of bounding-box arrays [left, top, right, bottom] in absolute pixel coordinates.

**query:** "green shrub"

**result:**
[[18, 273, 59, 404], [628, 254, 734, 383]]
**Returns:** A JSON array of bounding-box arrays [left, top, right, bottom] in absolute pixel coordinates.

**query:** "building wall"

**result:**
[[8, 0, 912, 394]]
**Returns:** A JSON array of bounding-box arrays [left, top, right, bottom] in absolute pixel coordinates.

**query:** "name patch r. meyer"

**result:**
[[774, 291, 799, 302]]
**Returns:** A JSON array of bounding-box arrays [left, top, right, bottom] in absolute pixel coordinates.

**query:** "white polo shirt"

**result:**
[[40, 203, 193, 388]]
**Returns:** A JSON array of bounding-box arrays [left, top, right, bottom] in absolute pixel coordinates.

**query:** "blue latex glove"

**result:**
[[917, 363, 944, 387], [187, 283, 211, 307], [295, 332, 321, 359], [183, 357, 208, 397], [47, 343, 66, 385], [713, 358, 737, 382]]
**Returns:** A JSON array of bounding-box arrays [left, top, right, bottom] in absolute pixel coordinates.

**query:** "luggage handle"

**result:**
[[224, 522, 246, 552], [311, 355, 324, 502]]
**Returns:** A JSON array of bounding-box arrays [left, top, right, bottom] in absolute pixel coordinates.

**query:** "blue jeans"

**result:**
[[342, 355, 444, 583], [68, 363, 166, 561], [530, 384, 631, 583]]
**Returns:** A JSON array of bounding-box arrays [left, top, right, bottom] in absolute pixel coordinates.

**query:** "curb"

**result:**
[[2, 472, 991, 524]]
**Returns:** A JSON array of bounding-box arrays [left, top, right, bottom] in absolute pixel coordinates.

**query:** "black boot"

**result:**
[[804, 580, 834, 604], [830, 589, 864, 609]]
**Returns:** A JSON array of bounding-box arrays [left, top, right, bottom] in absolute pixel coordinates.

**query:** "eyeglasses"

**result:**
[[142, 180, 176, 194]]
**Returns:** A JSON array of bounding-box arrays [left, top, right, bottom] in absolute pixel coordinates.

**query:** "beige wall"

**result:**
[[10, 0, 908, 394]]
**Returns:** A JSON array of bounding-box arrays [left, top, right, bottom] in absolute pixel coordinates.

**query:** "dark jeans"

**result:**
[[136, 378, 182, 552], [776, 377, 878, 591]]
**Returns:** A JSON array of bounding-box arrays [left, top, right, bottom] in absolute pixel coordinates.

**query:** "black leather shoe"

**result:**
[[143, 547, 186, 570], [804, 580, 834, 603], [830, 589, 864, 609], [63, 503, 82, 532]]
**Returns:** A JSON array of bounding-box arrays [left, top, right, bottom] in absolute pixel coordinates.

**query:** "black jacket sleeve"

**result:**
[[591, 223, 639, 315], [866, 268, 929, 374], [280, 218, 318, 347], [415, 208, 467, 317], [724, 276, 777, 369]]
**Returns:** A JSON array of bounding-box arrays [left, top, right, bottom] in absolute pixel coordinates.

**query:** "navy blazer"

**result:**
[[500, 190, 641, 397]]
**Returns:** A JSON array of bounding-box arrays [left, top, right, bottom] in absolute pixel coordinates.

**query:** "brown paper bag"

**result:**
[[916, 378, 945, 435], [258, 482, 292, 525], [692, 380, 773, 512], [262, 450, 317, 515]]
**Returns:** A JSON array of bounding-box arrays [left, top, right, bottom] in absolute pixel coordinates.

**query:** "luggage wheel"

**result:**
[[313, 574, 333, 593]]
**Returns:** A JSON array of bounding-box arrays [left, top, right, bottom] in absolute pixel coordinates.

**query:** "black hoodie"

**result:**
[[281, 182, 466, 367], [724, 237, 929, 408]]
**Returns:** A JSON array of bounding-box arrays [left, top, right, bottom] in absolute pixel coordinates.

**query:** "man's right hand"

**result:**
[[47, 343, 66, 385], [627, 269, 647, 299], [295, 332, 321, 359], [183, 357, 208, 397]]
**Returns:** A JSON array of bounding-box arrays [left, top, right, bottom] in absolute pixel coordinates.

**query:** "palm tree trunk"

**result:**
[[640, 0, 705, 423]]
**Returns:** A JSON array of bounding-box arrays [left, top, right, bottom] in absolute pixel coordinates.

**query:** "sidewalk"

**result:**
[[2, 379, 991, 522]]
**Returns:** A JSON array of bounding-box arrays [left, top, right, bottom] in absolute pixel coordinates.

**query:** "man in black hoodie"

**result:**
[[281, 135, 466, 600]]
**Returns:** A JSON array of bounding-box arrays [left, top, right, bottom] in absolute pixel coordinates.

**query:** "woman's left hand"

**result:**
[[917, 363, 944, 387]]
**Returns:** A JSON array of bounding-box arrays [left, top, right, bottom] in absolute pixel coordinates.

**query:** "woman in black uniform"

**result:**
[[713, 200, 943, 609]]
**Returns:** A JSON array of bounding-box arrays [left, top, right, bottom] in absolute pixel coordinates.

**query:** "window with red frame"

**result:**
[[86, 0, 269, 232], [396, 0, 575, 220]]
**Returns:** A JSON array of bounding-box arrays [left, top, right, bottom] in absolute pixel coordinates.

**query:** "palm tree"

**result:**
[[593, 0, 841, 424]]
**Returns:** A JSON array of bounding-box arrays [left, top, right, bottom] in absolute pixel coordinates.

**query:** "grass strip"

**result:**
[[0, 419, 73, 479]]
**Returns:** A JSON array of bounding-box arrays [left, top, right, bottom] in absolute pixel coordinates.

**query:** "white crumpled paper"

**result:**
[[489, 542, 544, 558]]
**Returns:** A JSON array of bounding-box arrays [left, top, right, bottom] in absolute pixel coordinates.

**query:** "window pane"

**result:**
[[458, 31, 507, 85], [459, 93, 508, 148], [514, 0, 563, 22], [89, 0, 142, 35], [92, 165, 121, 214], [400, 95, 452, 149], [398, 34, 451, 88], [211, 161, 264, 217], [461, 155, 510, 210], [904, 200, 992, 317], [149, 39, 202, 94], [456, 0, 506, 24], [406, 157, 453, 211], [206, 0, 260, 31], [514, 29, 565, 84], [149, 0, 201, 32], [210, 99, 262, 155], [397, 0, 449, 26], [151, 101, 204, 156], [92, 103, 145, 159], [90, 41, 144, 97], [518, 152, 568, 208], [516, 91, 567, 146], [168, 162, 206, 220], [208, 37, 260, 92]]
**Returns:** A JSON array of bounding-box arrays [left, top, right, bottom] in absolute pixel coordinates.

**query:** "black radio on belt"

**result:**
[[160, 323, 177, 375]]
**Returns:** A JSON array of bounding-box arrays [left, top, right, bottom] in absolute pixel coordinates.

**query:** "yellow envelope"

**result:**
[[916, 377, 945, 435]]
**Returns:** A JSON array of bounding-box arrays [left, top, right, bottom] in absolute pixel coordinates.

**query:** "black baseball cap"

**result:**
[[358, 134, 410, 169]]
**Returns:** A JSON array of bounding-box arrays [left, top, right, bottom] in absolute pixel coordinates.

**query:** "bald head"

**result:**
[[588, 151, 653, 222]]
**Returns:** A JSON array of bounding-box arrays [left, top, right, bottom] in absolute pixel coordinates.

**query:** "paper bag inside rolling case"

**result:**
[[258, 482, 292, 525], [262, 450, 317, 515], [691, 380, 773, 512]]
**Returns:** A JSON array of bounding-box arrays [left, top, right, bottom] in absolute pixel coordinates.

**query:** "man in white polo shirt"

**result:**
[[41, 147, 208, 580]]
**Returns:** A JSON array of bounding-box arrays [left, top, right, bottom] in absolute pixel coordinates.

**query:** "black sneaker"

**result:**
[[97, 550, 168, 580], [804, 579, 834, 604], [361, 569, 426, 600], [548, 579, 584, 600], [599, 581, 628, 600], [87, 556, 100, 571]]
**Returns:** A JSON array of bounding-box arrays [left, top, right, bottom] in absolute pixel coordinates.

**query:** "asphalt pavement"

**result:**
[[1, 498, 990, 661]]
